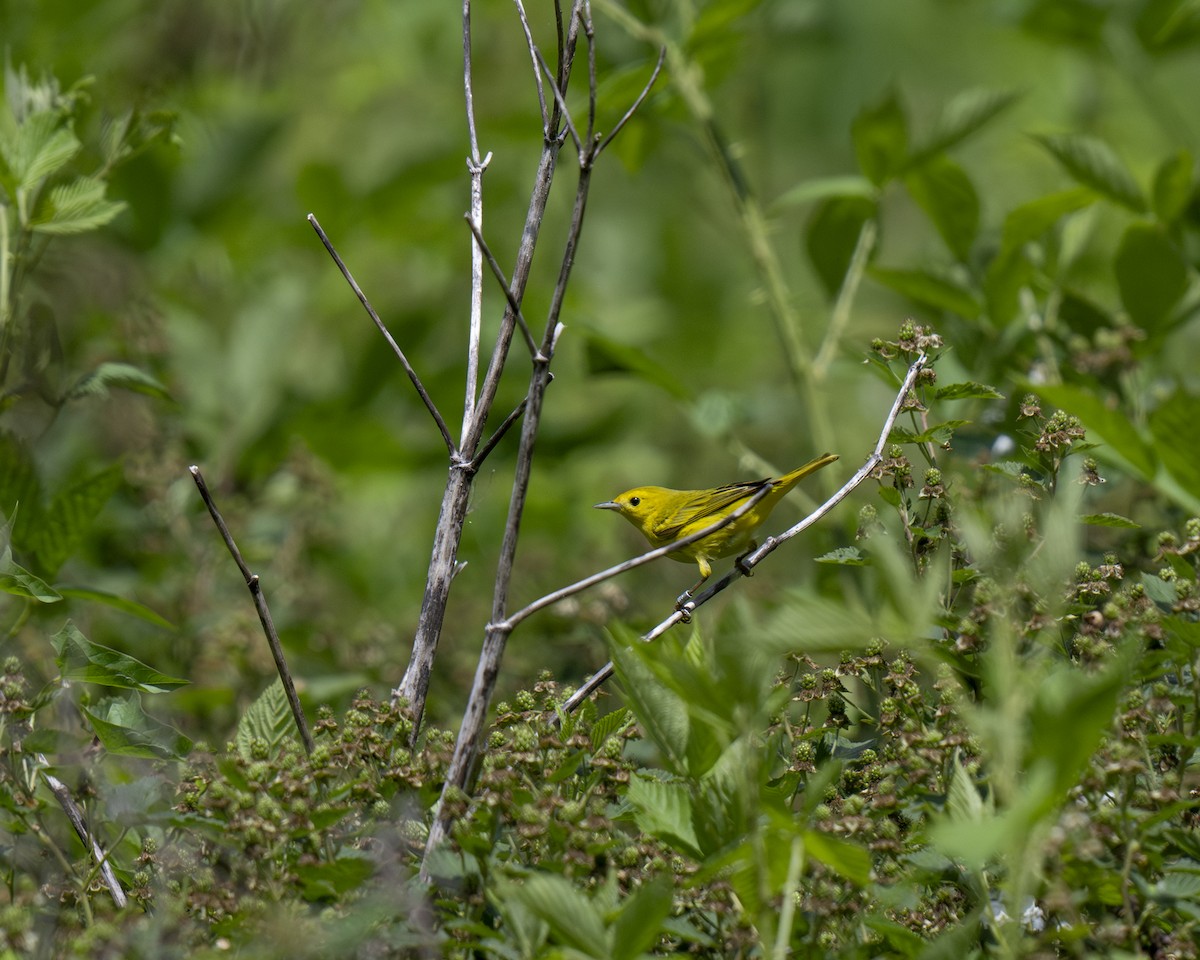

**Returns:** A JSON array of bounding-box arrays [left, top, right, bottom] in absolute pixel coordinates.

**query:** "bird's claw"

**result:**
[[674, 592, 695, 622]]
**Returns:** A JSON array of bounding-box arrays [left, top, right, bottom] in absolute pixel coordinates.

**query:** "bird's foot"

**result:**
[[674, 591, 695, 622], [735, 541, 759, 577]]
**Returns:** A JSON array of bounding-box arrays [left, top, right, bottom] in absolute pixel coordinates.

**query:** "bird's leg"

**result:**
[[674, 575, 709, 622], [734, 540, 759, 577]]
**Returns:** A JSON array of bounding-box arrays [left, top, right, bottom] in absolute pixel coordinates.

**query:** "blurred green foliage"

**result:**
[[5, 0, 1200, 952]]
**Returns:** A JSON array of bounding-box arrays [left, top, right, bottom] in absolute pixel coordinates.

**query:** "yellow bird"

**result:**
[[595, 453, 838, 603]]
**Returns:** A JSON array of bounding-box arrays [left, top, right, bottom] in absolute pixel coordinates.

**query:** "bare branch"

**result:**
[[537, 49, 583, 155], [582, 3, 597, 146], [559, 352, 931, 717], [513, 0, 551, 133], [463, 214, 542, 360], [473, 396, 528, 468], [307, 214, 457, 458], [189, 465, 315, 755], [40, 767, 126, 907], [596, 47, 666, 157]]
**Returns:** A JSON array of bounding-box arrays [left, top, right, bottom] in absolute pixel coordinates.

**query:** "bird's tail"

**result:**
[[774, 452, 839, 493]]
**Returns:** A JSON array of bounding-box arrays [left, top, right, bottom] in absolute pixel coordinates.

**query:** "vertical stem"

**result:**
[[462, 0, 485, 434]]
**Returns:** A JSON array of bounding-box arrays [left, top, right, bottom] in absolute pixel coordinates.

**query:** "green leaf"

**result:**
[[31, 463, 123, 576], [611, 875, 673, 960], [82, 693, 192, 760], [773, 174, 876, 210], [1149, 389, 1200, 501], [1114, 222, 1189, 334], [868, 267, 980, 319], [588, 706, 631, 753], [1033, 132, 1146, 212], [1152, 149, 1195, 223], [513, 873, 608, 959], [1033, 383, 1156, 480], [1079, 512, 1140, 529], [52, 621, 188, 692], [31, 176, 126, 234], [235, 680, 296, 760], [814, 546, 869, 566], [933, 381, 1005, 401], [852, 87, 908, 186], [888, 419, 970, 445], [805, 194, 878, 300], [626, 774, 702, 858], [2, 111, 81, 189], [999, 187, 1097, 255], [0, 432, 42, 553], [56, 586, 175, 628], [0, 563, 61, 602], [63, 362, 172, 402], [803, 830, 872, 885], [908, 88, 1019, 167], [610, 629, 689, 772], [297, 852, 374, 902], [904, 155, 979, 261], [583, 331, 691, 400]]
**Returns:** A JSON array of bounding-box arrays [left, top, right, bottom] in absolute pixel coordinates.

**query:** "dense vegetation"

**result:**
[[4, 0, 1200, 956]]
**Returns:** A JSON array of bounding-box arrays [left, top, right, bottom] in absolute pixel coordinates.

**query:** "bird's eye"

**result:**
[[629, 496, 640, 507]]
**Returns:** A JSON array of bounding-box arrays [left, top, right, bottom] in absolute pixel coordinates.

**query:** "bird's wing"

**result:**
[[651, 479, 770, 542]]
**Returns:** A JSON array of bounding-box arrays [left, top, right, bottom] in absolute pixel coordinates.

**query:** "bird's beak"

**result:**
[[593, 500, 621, 511]]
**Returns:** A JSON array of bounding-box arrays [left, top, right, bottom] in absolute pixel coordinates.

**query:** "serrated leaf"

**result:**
[[1152, 149, 1195, 223], [609, 630, 688, 771], [805, 194, 878, 300], [852, 87, 908, 186], [869, 267, 980, 319], [627, 774, 702, 858], [64, 362, 172, 402], [1114, 222, 1189, 333], [30, 464, 122, 576], [31, 176, 126, 235], [82, 693, 192, 760], [815, 546, 869, 566], [1000, 188, 1097, 255], [934, 381, 1005, 401], [908, 87, 1019, 166], [611, 876, 673, 960], [889, 419, 971, 445], [56, 586, 175, 628], [904, 155, 979, 261], [2, 111, 80, 189], [1079, 512, 1140, 529], [583, 332, 690, 400], [1034, 132, 1146, 212], [514, 874, 608, 959], [803, 830, 872, 885], [235, 681, 296, 760], [0, 431, 42, 553], [589, 706, 631, 753], [52, 621, 188, 692]]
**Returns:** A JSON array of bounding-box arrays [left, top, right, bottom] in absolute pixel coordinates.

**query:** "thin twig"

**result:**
[[463, 214, 542, 360], [463, 0, 487, 435], [537, 49, 583, 155], [596, 47, 666, 157], [473, 396, 529, 468], [513, 0, 551, 133], [559, 352, 930, 716], [189, 466, 315, 755], [582, 3, 597, 146], [307, 214, 457, 458], [813, 218, 877, 379], [40, 766, 127, 907]]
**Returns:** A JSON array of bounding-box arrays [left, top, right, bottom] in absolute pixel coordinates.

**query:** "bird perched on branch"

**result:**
[[595, 452, 838, 606]]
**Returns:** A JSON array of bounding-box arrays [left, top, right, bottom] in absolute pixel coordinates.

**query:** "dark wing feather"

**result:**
[[650, 479, 770, 542]]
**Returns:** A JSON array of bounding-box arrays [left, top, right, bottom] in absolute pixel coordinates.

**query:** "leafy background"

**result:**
[[5, 0, 1200, 955]]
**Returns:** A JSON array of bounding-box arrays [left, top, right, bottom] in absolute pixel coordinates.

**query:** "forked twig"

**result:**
[[463, 215, 541, 360], [307, 214, 456, 457], [559, 351, 930, 714], [189, 466, 315, 754]]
